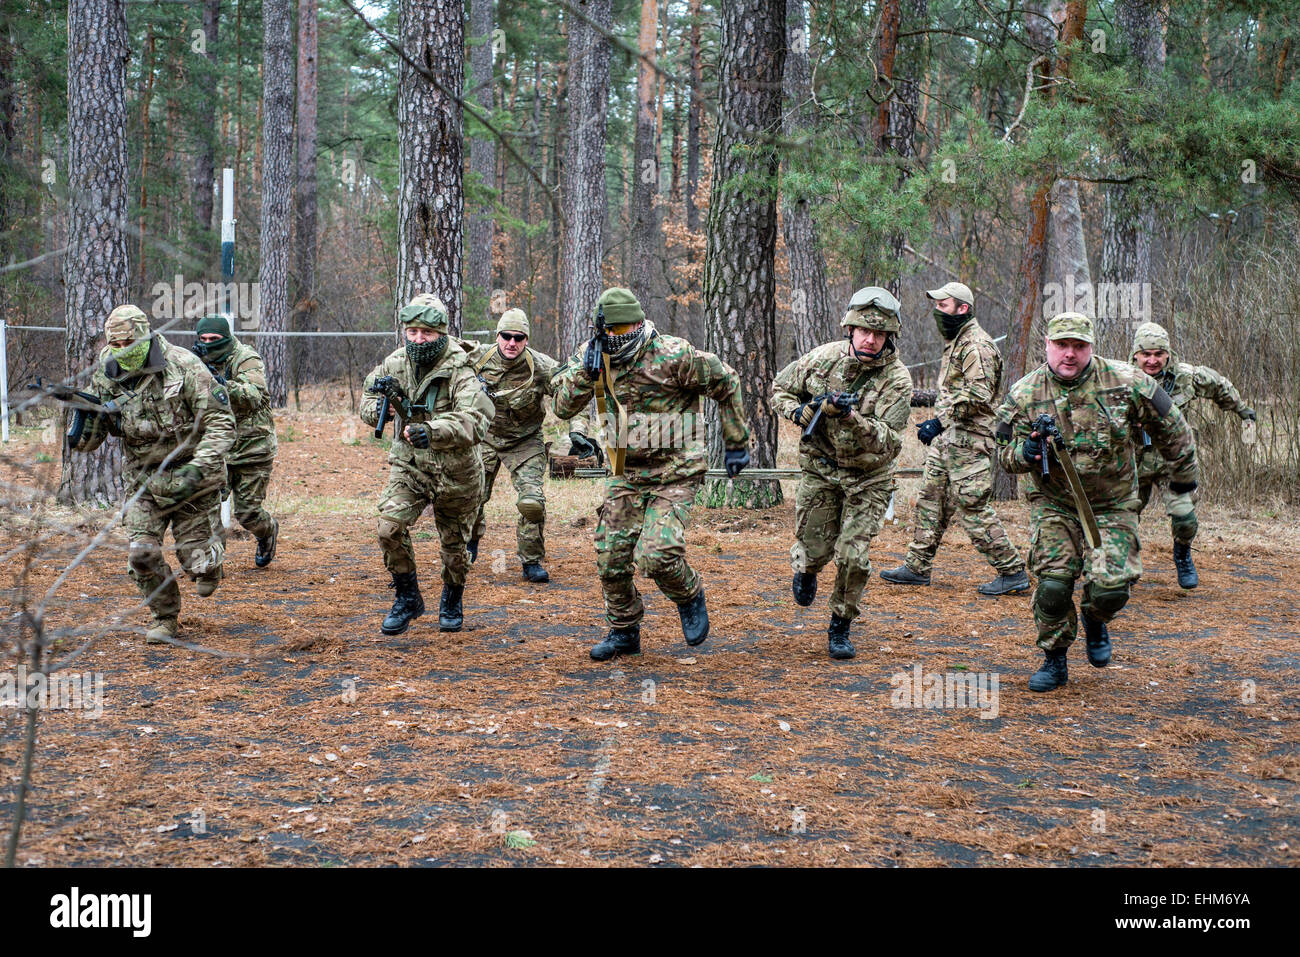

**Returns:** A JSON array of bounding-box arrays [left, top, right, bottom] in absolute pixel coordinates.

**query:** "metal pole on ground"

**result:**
[[220, 167, 236, 527], [1, 318, 9, 442]]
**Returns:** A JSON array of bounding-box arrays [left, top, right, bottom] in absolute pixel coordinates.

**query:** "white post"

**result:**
[[885, 491, 895, 522], [220, 167, 235, 319], [0, 318, 9, 442]]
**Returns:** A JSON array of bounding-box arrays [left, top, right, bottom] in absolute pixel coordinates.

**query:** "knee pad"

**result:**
[[1087, 585, 1129, 620], [1034, 576, 1074, 619], [1170, 511, 1198, 543], [516, 495, 544, 523], [377, 516, 407, 548], [128, 539, 163, 575]]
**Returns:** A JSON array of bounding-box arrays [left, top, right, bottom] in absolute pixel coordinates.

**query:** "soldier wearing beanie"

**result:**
[[193, 315, 280, 568], [360, 294, 495, 635], [995, 312, 1198, 692], [771, 286, 914, 660], [1129, 321, 1255, 589], [72, 304, 236, 644], [464, 307, 594, 583], [551, 287, 751, 661]]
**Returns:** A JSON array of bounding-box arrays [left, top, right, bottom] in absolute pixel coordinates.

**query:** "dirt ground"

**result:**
[[2, 410, 1297, 867]]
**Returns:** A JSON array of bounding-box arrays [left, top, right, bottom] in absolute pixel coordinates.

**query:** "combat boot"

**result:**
[[677, 590, 709, 646], [522, 562, 550, 583], [145, 616, 179, 645], [828, 614, 855, 660], [439, 584, 465, 632], [1028, 649, 1069, 692], [792, 572, 817, 607], [1173, 542, 1198, 590], [467, 538, 479, 564], [590, 625, 641, 662], [381, 571, 424, 635], [977, 567, 1029, 596], [195, 570, 222, 598], [255, 518, 279, 568], [1081, 612, 1111, 667], [880, 564, 931, 586]]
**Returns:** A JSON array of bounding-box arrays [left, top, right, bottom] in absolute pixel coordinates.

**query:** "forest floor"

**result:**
[[1, 409, 1297, 867]]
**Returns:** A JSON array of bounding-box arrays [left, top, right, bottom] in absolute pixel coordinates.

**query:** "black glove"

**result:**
[[1241, 407, 1256, 422], [790, 400, 819, 428], [568, 432, 597, 459], [1169, 480, 1198, 494], [724, 448, 750, 478], [582, 338, 603, 380], [370, 375, 407, 403], [1021, 432, 1047, 466], [916, 418, 945, 445], [174, 464, 205, 502], [831, 392, 859, 415], [407, 423, 431, 449]]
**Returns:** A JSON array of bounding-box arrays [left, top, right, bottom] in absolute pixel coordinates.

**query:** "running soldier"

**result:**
[[771, 286, 913, 660]]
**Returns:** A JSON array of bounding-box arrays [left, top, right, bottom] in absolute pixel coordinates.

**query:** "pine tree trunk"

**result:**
[[560, 0, 611, 358], [466, 0, 495, 328], [629, 0, 659, 314], [258, 0, 292, 406], [59, 0, 129, 505], [190, 0, 219, 240], [398, 0, 465, 334], [782, 0, 831, 358], [702, 0, 786, 510], [292, 0, 318, 409], [686, 0, 702, 233]]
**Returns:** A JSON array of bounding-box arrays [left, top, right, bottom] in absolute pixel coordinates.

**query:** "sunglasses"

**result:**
[[498, 333, 527, 343]]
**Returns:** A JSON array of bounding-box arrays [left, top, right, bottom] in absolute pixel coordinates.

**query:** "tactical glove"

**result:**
[[916, 418, 945, 445], [1240, 408, 1257, 422], [568, 432, 597, 459], [174, 464, 205, 502], [370, 375, 408, 403], [821, 395, 849, 419], [1021, 432, 1047, 466], [724, 448, 750, 478], [406, 423, 432, 449], [790, 401, 819, 428]]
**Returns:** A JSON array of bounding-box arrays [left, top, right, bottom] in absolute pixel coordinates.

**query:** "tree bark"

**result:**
[[59, 0, 129, 505], [258, 0, 292, 406], [702, 0, 786, 509], [398, 0, 464, 335], [686, 0, 703, 233], [560, 0, 611, 358], [191, 0, 220, 240], [781, 0, 832, 358], [292, 0, 318, 409], [629, 0, 660, 314], [466, 0, 495, 328]]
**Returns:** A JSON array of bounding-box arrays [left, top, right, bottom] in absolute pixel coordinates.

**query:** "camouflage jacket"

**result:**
[[771, 340, 913, 479], [995, 356, 1198, 511], [205, 339, 277, 467], [933, 318, 1003, 446], [360, 343, 495, 476], [551, 321, 750, 484], [1136, 357, 1249, 481], [466, 343, 591, 451], [73, 335, 236, 499]]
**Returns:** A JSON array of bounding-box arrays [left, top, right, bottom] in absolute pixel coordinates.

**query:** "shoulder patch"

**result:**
[[1150, 385, 1173, 417], [212, 386, 230, 406]]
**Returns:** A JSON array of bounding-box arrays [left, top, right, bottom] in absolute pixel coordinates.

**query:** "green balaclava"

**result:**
[[194, 314, 235, 365], [104, 304, 154, 373], [112, 338, 152, 373]]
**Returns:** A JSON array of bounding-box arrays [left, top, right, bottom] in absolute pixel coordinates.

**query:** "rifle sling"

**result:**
[[594, 354, 627, 476]]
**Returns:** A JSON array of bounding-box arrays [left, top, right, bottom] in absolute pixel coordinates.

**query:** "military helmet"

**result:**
[[399, 294, 449, 331], [841, 286, 902, 334]]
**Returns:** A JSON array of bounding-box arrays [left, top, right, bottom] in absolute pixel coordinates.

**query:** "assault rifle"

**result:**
[[582, 303, 608, 381], [1031, 413, 1063, 478], [367, 375, 429, 438], [802, 391, 861, 440], [26, 377, 123, 445]]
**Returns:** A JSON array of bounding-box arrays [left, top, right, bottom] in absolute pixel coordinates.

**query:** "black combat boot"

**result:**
[[1081, 612, 1111, 667], [467, 538, 479, 564], [254, 518, 279, 568], [677, 590, 710, 646], [522, 562, 550, 583], [792, 572, 817, 607], [828, 614, 855, 660], [590, 625, 641, 662], [1028, 649, 1069, 692], [1173, 541, 1198, 590], [439, 584, 465, 632], [977, 567, 1029, 596], [880, 564, 931, 586], [381, 571, 425, 635]]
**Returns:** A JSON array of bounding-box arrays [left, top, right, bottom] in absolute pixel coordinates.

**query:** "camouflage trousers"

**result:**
[[472, 437, 547, 564], [125, 488, 225, 623], [1028, 499, 1141, 651], [792, 457, 893, 621], [905, 439, 1021, 575], [1138, 475, 1199, 545], [595, 476, 702, 628], [377, 459, 484, 586], [227, 459, 276, 540]]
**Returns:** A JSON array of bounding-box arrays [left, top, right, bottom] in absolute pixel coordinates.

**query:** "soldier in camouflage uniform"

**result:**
[[193, 315, 280, 568], [466, 308, 592, 584], [1130, 321, 1255, 589], [880, 282, 1027, 595], [771, 286, 914, 660], [995, 313, 1198, 692], [552, 287, 751, 661], [72, 305, 236, 644], [360, 294, 495, 635]]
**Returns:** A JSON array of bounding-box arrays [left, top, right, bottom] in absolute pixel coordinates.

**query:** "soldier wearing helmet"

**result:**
[[770, 286, 914, 660]]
